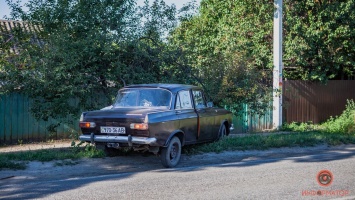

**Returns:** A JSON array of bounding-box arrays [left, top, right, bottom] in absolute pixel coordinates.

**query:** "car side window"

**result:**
[[175, 90, 193, 109], [192, 90, 206, 109]]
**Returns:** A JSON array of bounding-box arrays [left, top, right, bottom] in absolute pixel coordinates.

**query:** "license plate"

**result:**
[[100, 126, 126, 134]]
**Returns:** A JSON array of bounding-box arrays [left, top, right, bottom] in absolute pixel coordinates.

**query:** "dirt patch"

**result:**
[[0, 132, 289, 153], [0, 140, 74, 153]]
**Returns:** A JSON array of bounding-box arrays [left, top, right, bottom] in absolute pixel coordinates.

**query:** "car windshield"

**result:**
[[113, 88, 172, 109]]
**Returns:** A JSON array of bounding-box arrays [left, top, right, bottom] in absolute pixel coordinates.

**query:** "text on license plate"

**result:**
[[100, 126, 126, 134]]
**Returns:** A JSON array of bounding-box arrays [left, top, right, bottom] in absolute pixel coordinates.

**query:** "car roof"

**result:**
[[123, 84, 201, 93]]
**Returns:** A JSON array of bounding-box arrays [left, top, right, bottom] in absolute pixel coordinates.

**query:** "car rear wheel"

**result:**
[[160, 136, 181, 168], [218, 124, 227, 140]]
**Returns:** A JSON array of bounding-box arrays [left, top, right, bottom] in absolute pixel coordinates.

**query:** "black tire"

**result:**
[[218, 124, 227, 140], [160, 136, 181, 168]]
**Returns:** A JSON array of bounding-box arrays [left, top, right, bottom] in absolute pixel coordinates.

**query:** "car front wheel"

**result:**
[[160, 136, 181, 168]]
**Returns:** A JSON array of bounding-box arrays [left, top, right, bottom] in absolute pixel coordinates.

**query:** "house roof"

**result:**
[[0, 20, 41, 53]]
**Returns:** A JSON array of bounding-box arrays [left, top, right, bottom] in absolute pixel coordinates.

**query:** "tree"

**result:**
[[0, 0, 184, 125], [284, 0, 355, 81], [169, 0, 273, 115], [1, 0, 139, 120]]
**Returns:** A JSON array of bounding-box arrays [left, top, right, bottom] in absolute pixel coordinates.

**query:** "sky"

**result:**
[[0, 0, 201, 20]]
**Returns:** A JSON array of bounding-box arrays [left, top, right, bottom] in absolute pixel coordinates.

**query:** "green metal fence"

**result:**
[[0, 93, 79, 144], [232, 104, 273, 133]]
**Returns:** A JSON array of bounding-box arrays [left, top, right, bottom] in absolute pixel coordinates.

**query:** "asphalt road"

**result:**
[[1, 144, 355, 200]]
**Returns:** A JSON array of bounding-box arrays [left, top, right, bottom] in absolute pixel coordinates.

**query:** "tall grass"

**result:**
[[282, 99, 355, 134], [322, 99, 355, 134]]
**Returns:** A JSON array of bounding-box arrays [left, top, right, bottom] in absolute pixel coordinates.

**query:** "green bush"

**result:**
[[282, 99, 355, 134], [321, 99, 355, 134], [281, 121, 317, 132]]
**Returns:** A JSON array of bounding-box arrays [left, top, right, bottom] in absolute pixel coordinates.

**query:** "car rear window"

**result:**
[[113, 88, 172, 108]]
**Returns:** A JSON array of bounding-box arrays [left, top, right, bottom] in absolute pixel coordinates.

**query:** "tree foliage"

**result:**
[[0, 0, 186, 122], [284, 0, 355, 81], [169, 0, 273, 115], [1, 0, 354, 124]]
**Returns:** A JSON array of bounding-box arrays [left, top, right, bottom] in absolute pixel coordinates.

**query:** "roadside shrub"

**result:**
[[281, 121, 317, 132], [321, 99, 355, 134]]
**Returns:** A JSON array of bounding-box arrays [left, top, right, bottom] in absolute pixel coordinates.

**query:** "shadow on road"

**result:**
[[0, 144, 354, 199]]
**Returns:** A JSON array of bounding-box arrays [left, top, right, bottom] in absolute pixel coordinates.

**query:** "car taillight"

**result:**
[[79, 122, 96, 128], [130, 123, 148, 130]]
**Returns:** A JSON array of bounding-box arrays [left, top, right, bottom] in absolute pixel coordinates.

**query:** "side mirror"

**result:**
[[207, 102, 214, 108]]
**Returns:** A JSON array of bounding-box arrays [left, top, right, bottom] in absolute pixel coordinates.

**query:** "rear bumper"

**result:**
[[79, 134, 157, 145]]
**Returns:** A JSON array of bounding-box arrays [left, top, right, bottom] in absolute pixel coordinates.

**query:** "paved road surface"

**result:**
[[1, 145, 354, 199]]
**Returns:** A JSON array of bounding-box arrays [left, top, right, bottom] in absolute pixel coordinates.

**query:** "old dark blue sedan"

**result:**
[[79, 84, 234, 167]]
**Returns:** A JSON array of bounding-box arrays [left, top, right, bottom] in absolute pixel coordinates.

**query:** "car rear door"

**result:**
[[175, 90, 199, 144], [192, 90, 220, 141]]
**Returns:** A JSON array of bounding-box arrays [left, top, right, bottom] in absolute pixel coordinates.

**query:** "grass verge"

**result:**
[[183, 131, 355, 155]]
